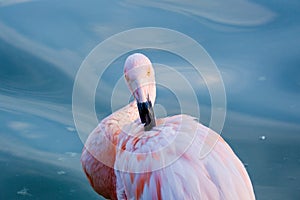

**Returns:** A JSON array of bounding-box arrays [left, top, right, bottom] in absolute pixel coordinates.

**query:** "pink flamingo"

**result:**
[[81, 53, 255, 199]]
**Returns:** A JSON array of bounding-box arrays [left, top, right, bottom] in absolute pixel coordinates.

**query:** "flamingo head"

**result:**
[[124, 53, 156, 131]]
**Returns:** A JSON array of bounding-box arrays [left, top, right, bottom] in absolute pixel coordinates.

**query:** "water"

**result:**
[[0, 0, 299, 199]]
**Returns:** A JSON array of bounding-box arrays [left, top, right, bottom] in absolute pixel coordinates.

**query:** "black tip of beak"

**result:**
[[137, 101, 156, 131]]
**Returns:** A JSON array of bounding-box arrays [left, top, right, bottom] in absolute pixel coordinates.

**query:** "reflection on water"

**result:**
[[0, 0, 299, 199]]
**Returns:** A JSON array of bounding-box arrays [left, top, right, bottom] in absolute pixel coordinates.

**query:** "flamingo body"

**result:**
[[81, 53, 255, 199]]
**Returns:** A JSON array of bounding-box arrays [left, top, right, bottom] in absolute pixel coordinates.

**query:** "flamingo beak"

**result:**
[[137, 100, 156, 131]]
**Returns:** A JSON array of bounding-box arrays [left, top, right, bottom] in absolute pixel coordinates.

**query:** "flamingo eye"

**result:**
[[147, 69, 151, 77], [125, 74, 129, 81]]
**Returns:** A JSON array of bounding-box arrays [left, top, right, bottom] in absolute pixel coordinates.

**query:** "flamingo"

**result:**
[[81, 53, 255, 199]]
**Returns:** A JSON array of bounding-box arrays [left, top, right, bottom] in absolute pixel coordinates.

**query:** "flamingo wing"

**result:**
[[114, 115, 255, 199], [81, 102, 139, 199], [81, 123, 119, 199]]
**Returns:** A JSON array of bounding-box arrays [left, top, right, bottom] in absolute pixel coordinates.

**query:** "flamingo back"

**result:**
[[114, 115, 255, 200]]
